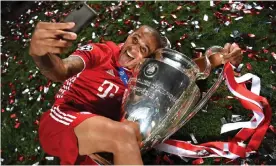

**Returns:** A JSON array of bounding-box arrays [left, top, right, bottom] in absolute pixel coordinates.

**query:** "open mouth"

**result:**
[[126, 50, 135, 59]]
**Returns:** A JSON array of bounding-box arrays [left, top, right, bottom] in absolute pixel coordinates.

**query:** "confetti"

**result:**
[[203, 14, 208, 21], [192, 158, 204, 165], [190, 133, 198, 144]]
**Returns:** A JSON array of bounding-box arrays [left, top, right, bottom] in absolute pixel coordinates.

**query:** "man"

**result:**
[[29, 22, 242, 165]]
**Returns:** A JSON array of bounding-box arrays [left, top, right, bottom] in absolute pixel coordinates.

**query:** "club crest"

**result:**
[[77, 45, 93, 51]]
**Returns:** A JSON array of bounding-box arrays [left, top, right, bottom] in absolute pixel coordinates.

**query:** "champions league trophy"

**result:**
[[93, 46, 225, 164], [123, 46, 225, 152]]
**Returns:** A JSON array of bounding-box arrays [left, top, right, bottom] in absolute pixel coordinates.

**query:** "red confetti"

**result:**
[[10, 114, 16, 118], [14, 122, 20, 129], [34, 120, 39, 125], [9, 99, 15, 105], [28, 74, 33, 79], [262, 48, 269, 54], [248, 33, 255, 37], [226, 105, 233, 110], [19, 156, 24, 161], [155, 156, 161, 164], [192, 158, 204, 165], [124, 19, 131, 25], [214, 158, 221, 163], [180, 34, 189, 40], [39, 85, 44, 92], [2, 109, 5, 113], [271, 52, 276, 60], [269, 125, 276, 134], [246, 63, 252, 71], [163, 155, 174, 165]]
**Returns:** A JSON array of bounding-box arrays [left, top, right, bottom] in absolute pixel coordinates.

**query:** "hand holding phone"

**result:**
[[63, 2, 98, 33]]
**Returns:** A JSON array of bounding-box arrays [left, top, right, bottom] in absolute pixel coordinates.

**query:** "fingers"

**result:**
[[34, 29, 77, 40], [230, 43, 239, 52], [36, 22, 75, 30], [222, 43, 231, 55], [40, 39, 72, 48], [230, 54, 243, 66], [224, 47, 242, 60]]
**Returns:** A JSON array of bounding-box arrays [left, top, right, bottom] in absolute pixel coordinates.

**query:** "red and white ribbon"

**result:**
[[155, 62, 272, 159]]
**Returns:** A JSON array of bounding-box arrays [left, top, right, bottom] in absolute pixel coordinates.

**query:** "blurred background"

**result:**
[[1, 1, 276, 165]]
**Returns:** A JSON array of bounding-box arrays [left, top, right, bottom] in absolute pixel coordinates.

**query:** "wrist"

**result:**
[[209, 53, 222, 68]]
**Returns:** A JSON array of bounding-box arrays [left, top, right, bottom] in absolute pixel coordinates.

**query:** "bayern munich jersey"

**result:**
[[54, 41, 130, 121]]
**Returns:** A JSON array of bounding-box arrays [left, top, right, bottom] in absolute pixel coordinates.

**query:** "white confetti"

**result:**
[[29, 20, 34, 24], [44, 87, 49, 94], [171, 14, 177, 19], [167, 26, 174, 31], [152, 19, 159, 24], [255, 6, 263, 10], [1, 158, 4, 162], [235, 16, 243, 21], [54, 9, 59, 14], [128, 30, 134, 34], [92, 32, 96, 39], [33, 16, 38, 20], [191, 42, 196, 48], [37, 95, 41, 102], [231, 115, 242, 122], [22, 89, 29, 94], [190, 133, 198, 144], [224, 21, 230, 26], [26, 9, 31, 15], [32, 162, 39, 166], [203, 14, 208, 21], [135, 4, 140, 8], [210, 0, 214, 7], [45, 156, 54, 160], [91, 23, 95, 27], [220, 117, 227, 124]]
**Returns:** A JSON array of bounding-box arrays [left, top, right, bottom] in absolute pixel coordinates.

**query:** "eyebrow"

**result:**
[[136, 34, 150, 53]]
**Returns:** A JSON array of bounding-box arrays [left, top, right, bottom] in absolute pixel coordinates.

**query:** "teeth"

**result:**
[[126, 50, 135, 58]]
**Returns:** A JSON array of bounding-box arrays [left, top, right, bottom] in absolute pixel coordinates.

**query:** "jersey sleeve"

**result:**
[[70, 43, 112, 69]]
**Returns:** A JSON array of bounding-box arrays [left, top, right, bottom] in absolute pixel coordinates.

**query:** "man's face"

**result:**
[[118, 26, 160, 69]]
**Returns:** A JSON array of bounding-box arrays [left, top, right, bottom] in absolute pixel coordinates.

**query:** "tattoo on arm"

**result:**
[[63, 56, 85, 78], [32, 54, 84, 82]]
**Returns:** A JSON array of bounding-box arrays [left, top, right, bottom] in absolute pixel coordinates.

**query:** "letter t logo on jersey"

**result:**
[[97, 80, 119, 99]]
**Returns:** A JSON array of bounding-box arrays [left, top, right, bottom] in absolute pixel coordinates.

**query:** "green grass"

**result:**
[[1, 1, 275, 165]]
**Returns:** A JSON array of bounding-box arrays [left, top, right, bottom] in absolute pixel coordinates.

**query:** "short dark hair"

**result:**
[[137, 25, 166, 49]]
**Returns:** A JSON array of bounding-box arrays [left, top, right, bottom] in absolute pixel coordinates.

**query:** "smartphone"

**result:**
[[63, 2, 98, 33]]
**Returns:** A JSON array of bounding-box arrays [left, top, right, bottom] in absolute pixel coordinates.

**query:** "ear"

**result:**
[[160, 36, 171, 48]]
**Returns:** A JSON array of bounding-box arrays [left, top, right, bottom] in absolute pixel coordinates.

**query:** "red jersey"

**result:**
[[54, 41, 129, 121]]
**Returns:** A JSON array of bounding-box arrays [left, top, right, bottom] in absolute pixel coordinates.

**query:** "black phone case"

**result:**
[[63, 3, 98, 33]]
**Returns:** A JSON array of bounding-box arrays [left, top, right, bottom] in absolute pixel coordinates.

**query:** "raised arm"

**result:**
[[29, 22, 84, 82]]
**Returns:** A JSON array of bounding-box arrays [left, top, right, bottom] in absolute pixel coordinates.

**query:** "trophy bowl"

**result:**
[[122, 47, 224, 152]]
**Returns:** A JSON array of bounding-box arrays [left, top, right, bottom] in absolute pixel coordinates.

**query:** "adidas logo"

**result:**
[[106, 69, 115, 77]]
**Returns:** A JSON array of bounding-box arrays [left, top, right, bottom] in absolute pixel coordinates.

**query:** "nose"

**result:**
[[128, 45, 140, 57]]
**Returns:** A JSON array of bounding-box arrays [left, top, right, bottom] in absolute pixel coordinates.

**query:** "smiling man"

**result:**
[[29, 22, 242, 165]]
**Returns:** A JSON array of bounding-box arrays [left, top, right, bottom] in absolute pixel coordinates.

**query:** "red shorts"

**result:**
[[39, 105, 99, 165]]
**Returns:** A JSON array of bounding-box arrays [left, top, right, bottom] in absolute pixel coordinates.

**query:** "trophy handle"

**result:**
[[180, 70, 224, 127]]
